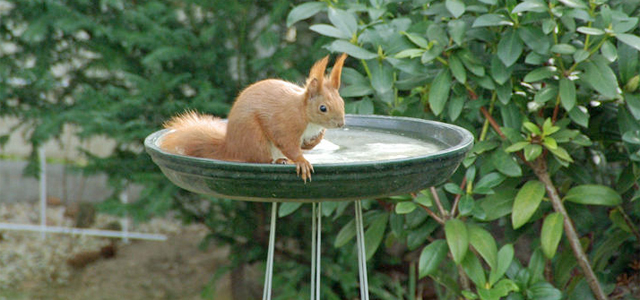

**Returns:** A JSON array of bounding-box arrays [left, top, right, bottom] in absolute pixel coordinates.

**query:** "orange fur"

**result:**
[[159, 54, 348, 181], [160, 111, 228, 159]]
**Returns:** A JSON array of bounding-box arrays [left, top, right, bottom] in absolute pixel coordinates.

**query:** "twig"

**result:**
[[479, 107, 506, 140], [450, 177, 467, 217], [430, 187, 448, 220], [420, 205, 444, 225], [533, 159, 607, 300], [617, 206, 640, 246]]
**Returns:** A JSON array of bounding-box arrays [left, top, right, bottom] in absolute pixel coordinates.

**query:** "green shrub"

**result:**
[[2, 0, 640, 299], [284, 0, 640, 299]]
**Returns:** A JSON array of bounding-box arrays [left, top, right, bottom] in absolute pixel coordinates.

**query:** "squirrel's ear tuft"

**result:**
[[329, 53, 347, 89], [305, 55, 329, 98], [305, 78, 320, 99]]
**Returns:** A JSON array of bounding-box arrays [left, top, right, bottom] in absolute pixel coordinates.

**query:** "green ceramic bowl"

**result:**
[[144, 115, 473, 202]]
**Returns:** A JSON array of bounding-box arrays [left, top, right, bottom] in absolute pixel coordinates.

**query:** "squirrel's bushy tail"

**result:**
[[160, 111, 226, 159]]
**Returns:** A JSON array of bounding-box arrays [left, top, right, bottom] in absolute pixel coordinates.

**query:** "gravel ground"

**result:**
[[0, 202, 232, 300]]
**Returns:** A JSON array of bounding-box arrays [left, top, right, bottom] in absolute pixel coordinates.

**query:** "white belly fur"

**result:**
[[269, 123, 325, 162], [301, 123, 325, 143]]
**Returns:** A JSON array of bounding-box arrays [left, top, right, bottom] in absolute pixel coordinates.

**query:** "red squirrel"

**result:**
[[160, 54, 347, 182]]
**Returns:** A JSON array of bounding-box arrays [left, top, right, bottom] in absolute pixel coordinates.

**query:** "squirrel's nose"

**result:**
[[336, 120, 345, 128]]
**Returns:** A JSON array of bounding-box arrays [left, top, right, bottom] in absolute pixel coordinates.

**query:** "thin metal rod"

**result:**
[[119, 184, 130, 244], [310, 203, 317, 300], [355, 200, 370, 300], [315, 202, 322, 300], [263, 202, 278, 300], [0, 223, 167, 241], [38, 148, 46, 240]]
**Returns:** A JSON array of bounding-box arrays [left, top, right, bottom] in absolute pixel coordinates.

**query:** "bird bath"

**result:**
[[145, 115, 473, 299]]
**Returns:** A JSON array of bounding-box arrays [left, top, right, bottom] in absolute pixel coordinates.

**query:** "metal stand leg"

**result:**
[[355, 200, 370, 300], [263, 202, 278, 300], [310, 202, 322, 300]]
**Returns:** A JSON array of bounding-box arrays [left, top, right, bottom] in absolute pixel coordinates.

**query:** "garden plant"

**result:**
[[1, 0, 640, 299]]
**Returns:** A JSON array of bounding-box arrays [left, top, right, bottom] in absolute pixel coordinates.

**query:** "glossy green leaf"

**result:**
[[524, 144, 542, 161], [489, 244, 514, 286], [528, 248, 545, 283], [528, 282, 562, 300], [278, 202, 302, 217], [548, 146, 574, 162], [497, 30, 523, 66], [461, 252, 486, 287], [541, 212, 564, 258], [395, 48, 425, 59], [475, 173, 506, 190], [564, 184, 622, 206], [512, 180, 545, 229], [328, 7, 357, 37], [458, 194, 475, 215], [446, 0, 465, 18], [543, 137, 558, 150], [448, 19, 466, 46], [559, 78, 576, 111], [473, 14, 513, 27], [577, 26, 605, 36], [622, 130, 640, 145], [310, 24, 350, 39], [523, 122, 541, 135], [610, 209, 632, 233], [573, 49, 590, 63], [550, 43, 576, 55], [492, 149, 522, 177], [341, 84, 374, 98], [402, 32, 429, 49], [479, 279, 519, 298], [558, 0, 587, 9], [505, 141, 529, 153], [512, 0, 547, 13], [414, 191, 434, 207], [449, 54, 466, 84], [328, 40, 378, 60], [569, 106, 589, 128], [429, 69, 452, 116], [601, 40, 618, 62], [468, 224, 498, 270], [619, 43, 639, 84], [444, 182, 463, 194], [445, 218, 468, 264], [407, 221, 439, 250], [542, 19, 556, 34], [542, 119, 560, 135], [448, 95, 464, 121], [395, 201, 417, 214], [286, 2, 325, 27], [534, 86, 558, 104], [581, 59, 619, 99], [524, 66, 556, 82], [616, 33, 640, 52], [365, 213, 388, 259], [518, 26, 551, 55], [418, 240, 448, 278], [334, 219, 356, 247], [478, 189, 516, 221], [491, 56, 511, 85]]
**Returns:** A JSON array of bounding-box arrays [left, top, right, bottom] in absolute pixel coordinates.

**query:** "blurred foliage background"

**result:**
[[1, 0, 640, 299]]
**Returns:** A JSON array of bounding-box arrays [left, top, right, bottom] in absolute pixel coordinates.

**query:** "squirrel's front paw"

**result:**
[[294, 158, 314, 183], [274, 158, 292, 164]]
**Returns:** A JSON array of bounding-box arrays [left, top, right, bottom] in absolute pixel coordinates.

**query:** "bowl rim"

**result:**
[[144, 114, 474, 170]]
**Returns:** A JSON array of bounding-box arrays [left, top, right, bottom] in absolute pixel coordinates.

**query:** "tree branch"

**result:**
[[532, 159, 607, 300]]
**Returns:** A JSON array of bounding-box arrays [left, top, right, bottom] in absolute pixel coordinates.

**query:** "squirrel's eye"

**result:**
[[319, 105, 327, 113]]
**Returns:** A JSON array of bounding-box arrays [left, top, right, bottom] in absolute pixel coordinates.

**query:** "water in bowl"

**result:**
[[305, 127, 444, 164]]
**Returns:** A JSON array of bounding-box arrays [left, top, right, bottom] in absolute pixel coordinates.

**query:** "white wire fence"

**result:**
[[0, 148, 167, 242]]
